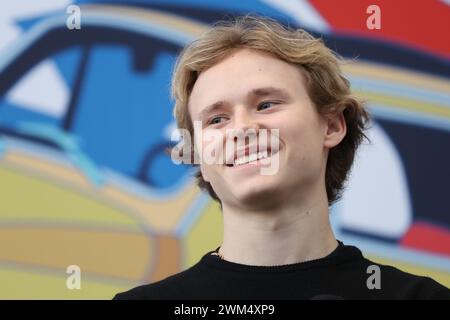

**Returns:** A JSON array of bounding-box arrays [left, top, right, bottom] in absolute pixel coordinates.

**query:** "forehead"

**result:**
[[188, 49, 306, 117]]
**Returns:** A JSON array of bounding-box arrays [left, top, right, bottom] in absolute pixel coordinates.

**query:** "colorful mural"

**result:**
[[0, 0, 449, 299]]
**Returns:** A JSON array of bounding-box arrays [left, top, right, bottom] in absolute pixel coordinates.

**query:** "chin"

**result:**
[[232, 184, 280, 206]]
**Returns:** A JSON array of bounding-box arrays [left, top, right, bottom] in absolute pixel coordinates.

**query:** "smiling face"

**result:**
[[188, 48, 344, 209]]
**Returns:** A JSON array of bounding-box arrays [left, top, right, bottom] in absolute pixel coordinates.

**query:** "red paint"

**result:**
[[401, 222, 450, 256], [310, 0, 450, 58]]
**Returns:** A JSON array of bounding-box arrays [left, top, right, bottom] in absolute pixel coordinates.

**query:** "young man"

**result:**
[[115, 16, 450, 300]]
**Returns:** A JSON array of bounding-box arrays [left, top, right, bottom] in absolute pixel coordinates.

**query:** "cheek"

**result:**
[[281, 119, 324, 162], [199, 163, 211, 182], [193, 130, 203, 152], [202, 135, 226, 165]]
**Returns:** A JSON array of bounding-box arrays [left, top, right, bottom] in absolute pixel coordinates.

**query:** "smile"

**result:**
[[234, 150, 270, 166], [226, 149, 279, 168]]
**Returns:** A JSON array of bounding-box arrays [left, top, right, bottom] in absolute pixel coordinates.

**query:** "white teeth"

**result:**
[[258, 150, 268, 160], [248, 153, 258, 162], [233, 151, 269, 166]]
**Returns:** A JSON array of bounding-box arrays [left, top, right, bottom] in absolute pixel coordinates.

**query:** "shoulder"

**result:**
[[362, 257, 450, 299], [113, 261, 205, 300]]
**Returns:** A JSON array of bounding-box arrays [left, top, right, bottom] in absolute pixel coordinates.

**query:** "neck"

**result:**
[[219, 189, 337, 266]]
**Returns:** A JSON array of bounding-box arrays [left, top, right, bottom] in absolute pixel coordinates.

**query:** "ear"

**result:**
[[324, 112, 346, 149]]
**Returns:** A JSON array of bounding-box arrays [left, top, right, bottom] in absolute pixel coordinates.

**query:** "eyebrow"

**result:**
[[250, 87, 291, 100], [197, 86, 291, 119]]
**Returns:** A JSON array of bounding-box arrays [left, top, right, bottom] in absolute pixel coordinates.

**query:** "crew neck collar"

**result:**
[[199, 241, 362, 274]]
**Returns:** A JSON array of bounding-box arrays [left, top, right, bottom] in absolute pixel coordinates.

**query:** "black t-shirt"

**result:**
[[114, 242, 450, 300]]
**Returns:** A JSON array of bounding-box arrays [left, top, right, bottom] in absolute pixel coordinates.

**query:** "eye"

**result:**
[[207, 115, 227, 126], [257, 101, 277, 111]]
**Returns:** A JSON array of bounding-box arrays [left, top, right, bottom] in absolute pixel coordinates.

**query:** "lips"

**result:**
[[225, 145, 279, 167]]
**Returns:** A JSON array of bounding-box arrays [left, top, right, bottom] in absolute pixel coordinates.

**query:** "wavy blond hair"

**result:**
[[171, 15, 369, 206]]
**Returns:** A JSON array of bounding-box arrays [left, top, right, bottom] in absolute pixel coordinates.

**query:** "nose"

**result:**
[[235, 106, 261, 129], [227, 106, 261, 144]]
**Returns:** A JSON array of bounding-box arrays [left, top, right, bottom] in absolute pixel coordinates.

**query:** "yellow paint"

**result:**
[[354, 90, 450, 120], [1, 150, 202, 232], [4, 151, 91, 189], [343, 61, 450, 93], [0, 266, 134, 300], [184, 200, 223, 267], [0, 228, 152, 280], [0, 165, 140, 227], [102, 182, 201, 232]]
